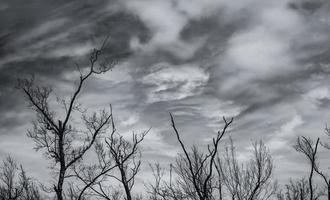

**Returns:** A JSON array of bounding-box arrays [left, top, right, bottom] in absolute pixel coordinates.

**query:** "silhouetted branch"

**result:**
[[18, 39, 115, 200], [169, 113, 233, 200], [294, 136, 320, 200]]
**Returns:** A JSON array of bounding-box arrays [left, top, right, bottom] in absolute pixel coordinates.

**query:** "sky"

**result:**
[[1, 0, 330, 190]]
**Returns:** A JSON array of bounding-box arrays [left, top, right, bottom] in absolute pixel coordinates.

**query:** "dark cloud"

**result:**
[[0, 0, 151, 129]]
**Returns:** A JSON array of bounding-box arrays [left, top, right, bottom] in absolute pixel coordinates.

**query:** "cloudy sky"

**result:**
[[1, 0, 330, 188]]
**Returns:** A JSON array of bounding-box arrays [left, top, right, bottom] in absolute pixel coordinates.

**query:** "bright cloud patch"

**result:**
[[305, 86, 330, 101], [141, 63, 209, 103], [267, 115, 303, 151], [142, 128, 178, 158], [198, 98, 244, 128], [218, 1, 305, 97], [226, 27, 293, 75], [123, 0, 222, 59]]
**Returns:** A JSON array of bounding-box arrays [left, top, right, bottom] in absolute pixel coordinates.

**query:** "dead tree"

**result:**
[[313, 160, 330, 200], [146, 150, 218, 200], [294, 136, 320, 200], [71, 140, 117, 200], [145, 163, 166, 200], [0, 156, 41, 200], [313, 126, 330, 200], [146, 163, 188, 200], [169, 114, 233, 200], [217, 139, 275, 200], [18, 40, 115, 200], [72, 115, 149, 200], [104, 117, 149, 200], [276, 178, 323, 200], [0, 156, 20, 200]]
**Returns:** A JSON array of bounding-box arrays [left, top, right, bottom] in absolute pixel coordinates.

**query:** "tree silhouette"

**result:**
[[294, 136, 320, 200], [314, 126, 330, 200], [145, 114, 233, 200], [72, 115, 149, 200], [276, 178, 323, 200], [18, 40, 116, 200], [0, 156, 41, 200], [217, 139, 276, 200]]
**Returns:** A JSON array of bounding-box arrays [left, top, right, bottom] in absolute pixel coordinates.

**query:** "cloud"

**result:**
[[218, 0, 304, 92], [225, 27, 293, 75], [123, 0, 223, 59], [120, 114, 140, 126], [16, 18, 69, 44], [304, 86, 330, 105], [140, 62, 209, 103], [46, 42, 94, 58], [142, 128, 178, 158], [267, 115, 304, 151]]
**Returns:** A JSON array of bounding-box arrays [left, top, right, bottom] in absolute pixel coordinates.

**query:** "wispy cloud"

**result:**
[[140, 62, 209, 103]]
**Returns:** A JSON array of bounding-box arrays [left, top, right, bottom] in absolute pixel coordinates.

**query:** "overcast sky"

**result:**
[[1, 0, 330, 188]]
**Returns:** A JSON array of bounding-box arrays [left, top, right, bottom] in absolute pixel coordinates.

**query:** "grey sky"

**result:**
[[1, 0, 330, 188]]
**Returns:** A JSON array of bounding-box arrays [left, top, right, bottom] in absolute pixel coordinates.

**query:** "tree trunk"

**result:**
[[55, 165, 65, 200], [119, 168, 132, 200], [56, 122, 65, 200], [308, 165, 314, 200], [327, 182, 330, 200]]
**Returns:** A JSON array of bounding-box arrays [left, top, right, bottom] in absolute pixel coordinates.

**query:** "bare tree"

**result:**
[[0, 156, 41, 200], [70, 140, 117, 200], [168, 114, 233, 200], [147, 116, 275, 200], [276, 178, 323, 200], [146, 163, 187, 200], [217, 139, 276, 200], [294, 136, 320, 200], [146, 115, 233, 200], [104, 117, 149, 200], [18, 40, 116, 200], [313, 159, 330, 200], [312, 126, 330, 200], [71, 114, 149, 200], [146, 163, 166, 200]]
